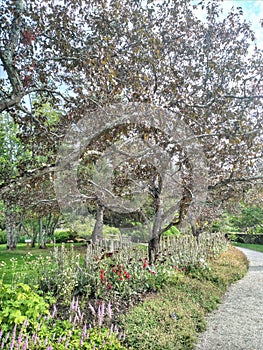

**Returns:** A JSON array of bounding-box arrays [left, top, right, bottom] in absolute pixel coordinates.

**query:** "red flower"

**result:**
[[124, 271, 131, 279], [143, 259, 147, 268], [119, 277, 123, 281], [100, 269, 106, 283], [107, 283, 113, 290]]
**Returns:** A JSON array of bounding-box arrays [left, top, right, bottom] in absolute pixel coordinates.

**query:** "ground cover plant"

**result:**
[[0, 297, 126, 350], [0, 233, 248, 349], [120, 246, 248, 350]]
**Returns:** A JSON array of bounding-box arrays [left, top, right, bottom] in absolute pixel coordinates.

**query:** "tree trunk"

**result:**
[[91, 203, 104, 242], [5, 207, 18, 250], [31, 225, 37, 248], [45, 213, 59, 238], [38, 217, 46, 249], [190, 221, 201, 242], [148, 208, 163, 263], [148, 235, 161, 264]]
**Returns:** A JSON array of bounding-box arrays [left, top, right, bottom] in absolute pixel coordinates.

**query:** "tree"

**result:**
[[0, 0, 262, 255]]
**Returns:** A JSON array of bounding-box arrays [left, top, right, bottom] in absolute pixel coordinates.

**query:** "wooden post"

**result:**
[[25, 239, 31, 252]]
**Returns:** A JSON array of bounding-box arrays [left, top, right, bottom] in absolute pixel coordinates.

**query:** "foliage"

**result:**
[[93, 257, 169, 300], [211, 205, 263, 234], [210, 212, 240, 233], [3, 232, 229, 306], [163, 226, 180, 237], [20, 244, 88, 304], [0, 230, 6, 245], [230, 205, 263, 233], [54, 229, 77, 243], [0, 299, 126, 350], [103, 226, 121, 237], [0, 240, 248, 350], [120, 246, 248, 350], [0, 0, 262, 248], [0, 283, 51, 333]]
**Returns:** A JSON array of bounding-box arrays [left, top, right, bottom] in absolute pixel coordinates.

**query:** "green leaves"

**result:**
[[0, 282, 50, 332]]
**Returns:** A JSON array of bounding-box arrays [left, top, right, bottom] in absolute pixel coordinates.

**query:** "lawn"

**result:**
[[0, 243, 84, 284], [233, 242, 263, 253]]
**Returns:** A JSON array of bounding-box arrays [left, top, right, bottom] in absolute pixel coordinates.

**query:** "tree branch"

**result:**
[[0, 164, 58, 196]]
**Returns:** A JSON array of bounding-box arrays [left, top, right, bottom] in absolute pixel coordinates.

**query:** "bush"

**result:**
[[0, 229, 6, 244], [0, 282, 51, 333], [0, 299, 127, 350], [120, 246, 248, 350], [54, 229, 77, 243], [103, 225, 121, 237], [163, 226, 180, 237], [120, 283, 206, 350]]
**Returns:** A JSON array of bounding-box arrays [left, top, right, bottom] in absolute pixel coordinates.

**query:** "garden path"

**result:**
[[195, 247, 263, 350]]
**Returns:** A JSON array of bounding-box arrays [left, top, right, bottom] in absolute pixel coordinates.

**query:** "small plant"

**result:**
[[0, 298, 126, 350], [0, 282, 51, 333]]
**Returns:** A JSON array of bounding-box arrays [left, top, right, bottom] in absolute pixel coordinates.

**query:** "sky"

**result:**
[[193, 0, 263, 50], [220, 0, 263, 49]]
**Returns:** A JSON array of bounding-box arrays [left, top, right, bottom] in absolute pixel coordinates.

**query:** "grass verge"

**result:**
[[119, 246, 248, 350], [233, 242, 263, 253]]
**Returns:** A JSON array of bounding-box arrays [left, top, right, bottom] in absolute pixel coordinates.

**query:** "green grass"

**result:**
[[0, 244, 52, 284], [233, 242, 263, 253], [0, 243, 85, 284]]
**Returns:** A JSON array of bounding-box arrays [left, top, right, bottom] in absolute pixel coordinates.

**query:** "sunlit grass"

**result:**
[[0, 243, 85, 284], [233, 242, 263, 253]]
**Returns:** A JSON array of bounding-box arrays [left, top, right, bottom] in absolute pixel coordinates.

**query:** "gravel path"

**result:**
[[195, 248, 263, 350]]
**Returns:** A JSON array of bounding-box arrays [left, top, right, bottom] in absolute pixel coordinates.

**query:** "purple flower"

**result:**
[[10, 323, 17, 349], [98, 303, 105, 327], [17, 327, 24, 349], [51, 304, 57, 318], [107, 302, 112, 320], [22, 335, 28, 350], [88, 303, 96, 316], [82, 324, 87, 338], [70, 297, 75, 312]]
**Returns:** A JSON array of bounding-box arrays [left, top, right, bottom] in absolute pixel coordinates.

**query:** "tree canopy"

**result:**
[[0, 0, 262, 251]]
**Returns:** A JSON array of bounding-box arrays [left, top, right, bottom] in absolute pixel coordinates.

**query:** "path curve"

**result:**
[[195, 247, 263, 350]]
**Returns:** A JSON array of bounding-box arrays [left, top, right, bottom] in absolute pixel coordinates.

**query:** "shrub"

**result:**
[[103, 225, 121, 237], [163, 226, 180, 237], [0, 229, 6, 244], [0, 283, 51, 333], [120, 246, 248, 350], [0, 299, 126, 350], [120, 283, 206, 350], [54, 229, 77, 243]]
